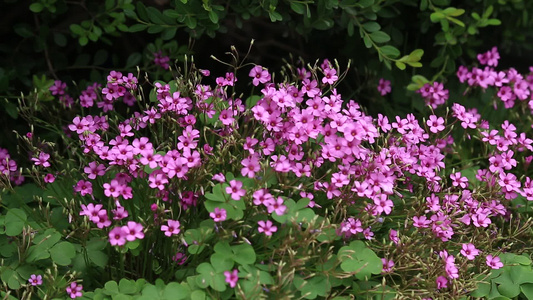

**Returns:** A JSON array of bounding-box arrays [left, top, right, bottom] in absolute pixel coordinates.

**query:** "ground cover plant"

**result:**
[[2, 43, 533, 299], [2, 0, 533, 300]]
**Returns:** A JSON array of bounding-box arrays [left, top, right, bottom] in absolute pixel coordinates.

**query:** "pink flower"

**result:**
[[363, 227, 374, 240], [224, 269, 239, 288], [84, 161, 106, 179], [265, 196, 287, 216], [210, 207, 227, 222], [241, 154, 261, 178], [219, 109, 235, 126], [436, 276, 448, 289], [413, 215, 431, 228], [322, 67, 338, 85], [66, 282, 83, 299], [212, 173, 225, 182], [389, 229, 399, 244], [50, 80, 67, 95], [28, 274, 42, 286], [112, 207, 128, 220], [377, 78, 391, 96], [173, 252, 187, 265], [44, 173, 55, 183], [381, 258, 394, 273], [103, 180, 123, 198], [153, 51, 170, 69], [121, 221, 144, 242], [249, 65, 271, 86], [226, 180, 246, 201], [426, 115, 445, 133], [161, 220, 181, 237], [450, 172, 468, 189], [109, 226, 127, 246], [32, 152, 51, 168], [257, 220, 278, 236], [460, 243, 480, 260], [486, 255, 504, 269], [74, 180, 93, 196]]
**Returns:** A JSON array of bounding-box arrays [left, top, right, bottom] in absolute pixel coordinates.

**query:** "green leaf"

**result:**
[[409, 49, 424, 61], [125, 53, 142, 68], [357, 0, 374, 8], [205, 184, 227, 202], [214, 241, 233, 256], [146, 6, 165, 24], [483, 5, 494, 19], [184, 16, 197, 29], [4, 101, 18, 119], [29, 3, 44, 13], [420, 0, 428, 10], [430, 12, 445, 23], [147, 25, 165, 34], [208, 10, 219, 24], [395, 61, 406, 70], [163, 282, 188, 299], [70, 24, 85, 35], [79, 36, 89, 46], [381, 45, 400, 58], [313, 18, 334, 30], [232, 244, 256, 265], [369, 31, 390, 43], [447, 17, 464, 27], [521, 283, 533, 299], [407, 61, 422, 68], [136, 2, 149, 20], [129, 24, 147, 32], [50, 242, 76, 266], [443, 7, 465, 17], [338, 241, 382, 280], [161, 27, 177, 40], [363, 36, 372, 48], [486, 19, 501, 26], [104, 281, 119, 295], [5, 208, 27, 236], [211, 253, 234, 273], [362, 21, 381, 32], [471, 280, 490, 298], [290, 2, 306, 14], [53, 32, 67, 47], [190, 290, 206, 300], [13, 24, 33, 38], [118, 279, 137, 294], [123, 9, 137, 19]]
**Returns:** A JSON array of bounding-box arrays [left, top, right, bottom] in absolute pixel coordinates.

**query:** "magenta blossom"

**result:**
[[210, 207, 227, 222], [224, 269, 239, 288], [109, 226, 127, 246], [28, 274, 42, 286], [161, 220, 181, 237], [249, 65, 271, 86], [257, 220, 278, 236], [226, 180, 246, 200], [486, 255, 504, 269], [377, 78, 391, 96], [66, 282, 83, 299], [460, 243, 480, 260], [121, 221, 144, 242]]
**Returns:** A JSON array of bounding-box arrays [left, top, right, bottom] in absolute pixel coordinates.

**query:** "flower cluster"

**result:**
[[153, 50, 170, 69], [0, 147, 24, 185], [457, 47, 532, 110], [18, 49, 533, 299]]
